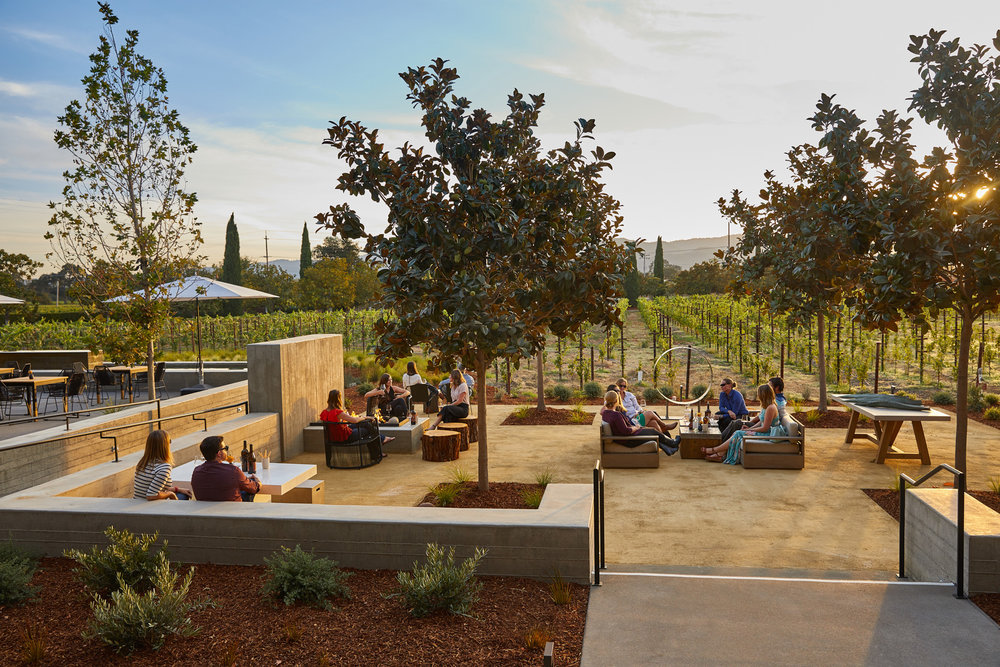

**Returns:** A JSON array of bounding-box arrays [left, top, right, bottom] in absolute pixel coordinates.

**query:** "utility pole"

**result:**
[[264, 231, 270, 266], [56, 279, 60, 306]]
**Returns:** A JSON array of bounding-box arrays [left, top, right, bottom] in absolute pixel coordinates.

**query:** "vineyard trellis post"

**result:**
[[874, 341, 881, 393]]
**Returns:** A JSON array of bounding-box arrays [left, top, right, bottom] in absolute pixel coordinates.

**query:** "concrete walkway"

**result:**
[[582, 568, 1000, 665]]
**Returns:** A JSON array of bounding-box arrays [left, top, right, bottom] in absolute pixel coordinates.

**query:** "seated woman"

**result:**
[[402, 361, 438, 413], [600, 391, 680, 456], [401, 361, 423, 390], [429, 369, 470, 430], [364, 373, 410, 422], [320, 389, 394, 461], [616, 378, 677, 434], [133, 429, 190, 500], [702, 383, 781, 464]]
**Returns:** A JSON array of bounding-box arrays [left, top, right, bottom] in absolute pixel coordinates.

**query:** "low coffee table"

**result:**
[[676, 423, 723, 459]]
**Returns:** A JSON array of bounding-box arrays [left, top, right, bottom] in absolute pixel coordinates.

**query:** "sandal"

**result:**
[[705, 452, 723, 462], [700, 446, 713, 455]]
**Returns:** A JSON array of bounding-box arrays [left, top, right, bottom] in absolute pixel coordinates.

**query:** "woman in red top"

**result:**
[[320, 389, 394, 456]]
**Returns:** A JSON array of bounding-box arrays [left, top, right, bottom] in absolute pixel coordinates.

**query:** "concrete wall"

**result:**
[[163, 368, 248, 393], [903, 488, 1000, 595], [0, 483, 594, 583], [0, 349, 103, 370], [0, 382, 249, 497], [248, 334, 343, 461]]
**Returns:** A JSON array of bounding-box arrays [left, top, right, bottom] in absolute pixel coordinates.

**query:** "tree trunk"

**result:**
[[536, 348, 545, 412], [817, 312, 827, 412], [476, 349, 489, 492], [146, 338, 156, 401], [955, 311, 973, 474]]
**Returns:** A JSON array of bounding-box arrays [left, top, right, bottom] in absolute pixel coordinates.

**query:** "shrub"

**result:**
[[20, 624, 46, 665], [988, 475, 1000, 494], [583, 382, 603, 399], [543, 386, 555, 399], [984, 407, 1000, 421], [84, 563, 200, 654], [895, 390, 920, 402], [534, 470, 553, 487], [522, 488, 544, 508], [968, 384, 986, 412], [568, 404, 591, 424], [356, 382, 373, 395], [691, 383, 707, 400], [262, 545, 352, 610], [801, 386, 812, 401], [512, 405, 532, 419], [394, 543, 486, 617], [549, 570, 572, 605], [448, 466, 473, 484], [429, 482, 463, 507], [643, 387, 661, 404], [524, 626, 553, 649], [0, 541, 38, 606], [931, 390, 955, 405], [804, 410, 823, 423], [985, 393, 1000, 407], [552, 384, 571, 401], [65, 526, 169, 596]]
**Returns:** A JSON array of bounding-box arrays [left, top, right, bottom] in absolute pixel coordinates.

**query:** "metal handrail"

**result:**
[[899, 464, 966, 599], [0, 400, 249, 463], [593, 459, 606, 585], [2, 398, 163, 430]]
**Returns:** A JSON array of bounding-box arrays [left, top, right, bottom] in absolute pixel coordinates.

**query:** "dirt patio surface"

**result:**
[[290, 403, 1000, 574]]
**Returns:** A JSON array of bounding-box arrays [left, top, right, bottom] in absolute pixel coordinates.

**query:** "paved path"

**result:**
[[582, 567, 1000, 665]]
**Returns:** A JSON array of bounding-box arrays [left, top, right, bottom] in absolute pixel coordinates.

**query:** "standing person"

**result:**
[[401, 361, 423, 391], [190, 435, 261, 502], [616, 377, 677, 433], [702, 384, 781, 464], [601, 391, 680, 456], [715, 378, 749, 431], [364, 373, 410, 421], [319, 388, 393, 463], [430, 369, 469, 430], [133, 429, 190, 500]]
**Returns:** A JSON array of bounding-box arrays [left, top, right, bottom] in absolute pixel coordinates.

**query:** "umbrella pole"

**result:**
[[196, 298, 205, 385]]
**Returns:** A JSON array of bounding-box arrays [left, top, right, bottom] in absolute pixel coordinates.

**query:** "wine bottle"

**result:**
[[249, 443, 257, 474], [241, 441, 249, 472]]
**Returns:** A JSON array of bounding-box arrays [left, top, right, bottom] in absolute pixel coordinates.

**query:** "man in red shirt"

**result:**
[[190, 435, 261, 502]]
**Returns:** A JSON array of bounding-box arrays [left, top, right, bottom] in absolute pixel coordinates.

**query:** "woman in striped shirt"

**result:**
[[133, 429, 189, 500]]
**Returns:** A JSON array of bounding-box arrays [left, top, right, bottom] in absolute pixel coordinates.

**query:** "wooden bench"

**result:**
[[741, 413, 805, 469], [599, 421, 659, 469]]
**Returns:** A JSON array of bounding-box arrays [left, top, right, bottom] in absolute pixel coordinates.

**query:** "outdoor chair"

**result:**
[[0, 378, 25, 419], [134, 361, 169, 399], [741, 413, 806, 469], [321, 419, 384, 469], [409, 382, 439, 414], [598, 421, 660, 469], [90, 365, 118, 404], [43, 372, 87, 414]]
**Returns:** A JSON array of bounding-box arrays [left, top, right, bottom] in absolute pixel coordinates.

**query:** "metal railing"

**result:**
[[593, 459, 606, 585], [2, 400, 249, 463], [2, 398, 163, 431], [899, 464, 966, 599]]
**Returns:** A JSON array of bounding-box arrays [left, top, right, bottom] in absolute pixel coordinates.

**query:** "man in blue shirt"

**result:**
[[715, 378, 749, 432]]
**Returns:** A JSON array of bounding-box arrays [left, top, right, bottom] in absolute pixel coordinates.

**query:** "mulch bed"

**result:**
[[419, 481, 545, 508], [501, 407, 592, 426], [863, 487, 1000, 628], [2, 557, 587, 666]]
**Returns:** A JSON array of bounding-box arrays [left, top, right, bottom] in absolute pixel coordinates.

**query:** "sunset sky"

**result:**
[[0, 0, 995, 268]]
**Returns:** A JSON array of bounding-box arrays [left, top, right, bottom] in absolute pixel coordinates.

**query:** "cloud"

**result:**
[[4, 26, 88, 54]]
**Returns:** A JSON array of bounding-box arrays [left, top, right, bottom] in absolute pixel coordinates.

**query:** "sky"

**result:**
[[1, 0, 997, 270]]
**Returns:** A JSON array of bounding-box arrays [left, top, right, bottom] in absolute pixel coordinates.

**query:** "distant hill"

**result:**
[[621, 235, 738, 272], [269, 259, 299, 276]]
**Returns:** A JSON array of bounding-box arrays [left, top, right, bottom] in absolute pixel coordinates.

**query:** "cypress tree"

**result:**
[[299, 222, 312, 279], [653, 236, 664, 279], [221, 213, 242, 314]]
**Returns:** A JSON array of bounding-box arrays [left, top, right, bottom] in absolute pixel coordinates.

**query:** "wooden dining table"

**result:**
[[3, 375, 69, 417], [107, 365, 148, 402]]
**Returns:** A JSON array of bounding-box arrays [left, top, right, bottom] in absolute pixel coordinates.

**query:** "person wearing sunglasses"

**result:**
[[190, 435, 261, 502], [715, 378, 749, 432], [615, 378, 677, 434]]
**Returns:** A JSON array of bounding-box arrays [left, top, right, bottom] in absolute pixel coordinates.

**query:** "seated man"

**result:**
[[437, 365, 475, 401], [715, 378, 750, 432], [190, 435, 260, 502]]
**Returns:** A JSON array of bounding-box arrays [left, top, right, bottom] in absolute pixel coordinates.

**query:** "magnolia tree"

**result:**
[[316, 59, 630, 490], [46, 3, 201, 389]]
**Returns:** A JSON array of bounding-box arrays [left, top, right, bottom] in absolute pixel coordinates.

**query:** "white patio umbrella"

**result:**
[[0, 294, 25, 305], [107, 276, 277, 388]]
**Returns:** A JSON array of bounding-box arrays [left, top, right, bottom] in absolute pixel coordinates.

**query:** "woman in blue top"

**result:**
[[703, 383, 780, 464]]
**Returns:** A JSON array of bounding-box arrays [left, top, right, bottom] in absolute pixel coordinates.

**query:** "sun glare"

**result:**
[[975, 186, 991, 199]]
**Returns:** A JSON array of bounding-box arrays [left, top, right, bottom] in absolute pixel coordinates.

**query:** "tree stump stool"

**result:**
[[422, 429, 460, 461], [440, 422, 470, 451], [459, 415, 478, 443]]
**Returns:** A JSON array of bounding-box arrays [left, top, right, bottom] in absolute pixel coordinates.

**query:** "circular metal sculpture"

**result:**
[[651, 345, 714, 406]]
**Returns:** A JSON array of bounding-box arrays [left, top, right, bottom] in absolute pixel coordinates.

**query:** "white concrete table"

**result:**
[[171, 461, 317, 496], [831, 394, 951, 465], [379, 417, 429, 454]]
